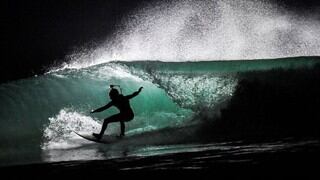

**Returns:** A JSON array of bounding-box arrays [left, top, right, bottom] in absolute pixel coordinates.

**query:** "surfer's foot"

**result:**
[[92, 133, 102, 140], [118, 133, 125, 138]]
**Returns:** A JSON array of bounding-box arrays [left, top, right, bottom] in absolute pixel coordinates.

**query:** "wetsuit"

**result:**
[[92, 90, 140, 138]]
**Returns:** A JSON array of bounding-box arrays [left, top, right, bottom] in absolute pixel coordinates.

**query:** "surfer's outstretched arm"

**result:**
[[91, 102, 113, 113], [125, 87, 143, 99]]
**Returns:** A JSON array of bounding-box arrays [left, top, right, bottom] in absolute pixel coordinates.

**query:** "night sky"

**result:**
[[4, 0, 320, 83]]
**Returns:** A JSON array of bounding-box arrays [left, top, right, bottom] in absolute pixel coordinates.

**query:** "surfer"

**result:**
[[91, 85, 143, 139]]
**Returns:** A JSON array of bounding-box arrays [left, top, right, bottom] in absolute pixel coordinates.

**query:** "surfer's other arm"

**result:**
[[126, 87, 143, 99], [91, 102, 113, 113]]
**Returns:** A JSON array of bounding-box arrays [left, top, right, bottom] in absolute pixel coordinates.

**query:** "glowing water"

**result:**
[[2, 0, 320, 166], [0, 57, 318, 166]]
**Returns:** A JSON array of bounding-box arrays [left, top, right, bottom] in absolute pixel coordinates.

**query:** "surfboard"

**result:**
[[73, 131, 121, 144]]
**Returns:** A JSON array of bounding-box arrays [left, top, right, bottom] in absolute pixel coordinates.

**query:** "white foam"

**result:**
[[58, 0, 319, 69], [41, 109, 101, 150]]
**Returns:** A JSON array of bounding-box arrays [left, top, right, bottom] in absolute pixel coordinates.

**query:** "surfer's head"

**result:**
[[109, 88, 119, 100]]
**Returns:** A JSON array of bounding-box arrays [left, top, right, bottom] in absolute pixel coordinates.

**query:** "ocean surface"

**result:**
[[0, 56, 319, 171]]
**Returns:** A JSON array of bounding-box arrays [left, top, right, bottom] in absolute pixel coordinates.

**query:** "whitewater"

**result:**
[[1, 0, 320, 168]]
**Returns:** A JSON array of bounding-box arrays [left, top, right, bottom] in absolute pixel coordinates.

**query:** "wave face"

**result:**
[[0, 57, 318, 166], [60, 0, 320, 68]]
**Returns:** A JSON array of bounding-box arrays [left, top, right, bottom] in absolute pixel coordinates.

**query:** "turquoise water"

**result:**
[[0, 56, 318, 166]]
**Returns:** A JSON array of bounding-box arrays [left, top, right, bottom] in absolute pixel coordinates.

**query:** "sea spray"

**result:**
[[57, 0, 320, 69]]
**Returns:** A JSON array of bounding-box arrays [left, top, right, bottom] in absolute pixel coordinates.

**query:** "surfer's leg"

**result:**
[[94, 114, 121, 139], [120, 121, 125, 136]]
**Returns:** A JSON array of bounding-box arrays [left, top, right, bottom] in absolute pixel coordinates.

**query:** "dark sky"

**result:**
[[3, 0, 320, 83], [4, 0, 150, 83]]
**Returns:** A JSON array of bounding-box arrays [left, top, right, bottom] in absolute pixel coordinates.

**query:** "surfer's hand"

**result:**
[[138, 87, 143, 92], [90, 110, 95, 114]]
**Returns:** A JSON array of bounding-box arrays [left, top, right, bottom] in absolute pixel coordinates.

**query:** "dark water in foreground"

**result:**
[[2, 139, 319, 178]]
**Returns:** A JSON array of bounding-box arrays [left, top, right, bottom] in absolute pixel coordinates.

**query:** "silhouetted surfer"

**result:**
[[91, 85, 143, 139]]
